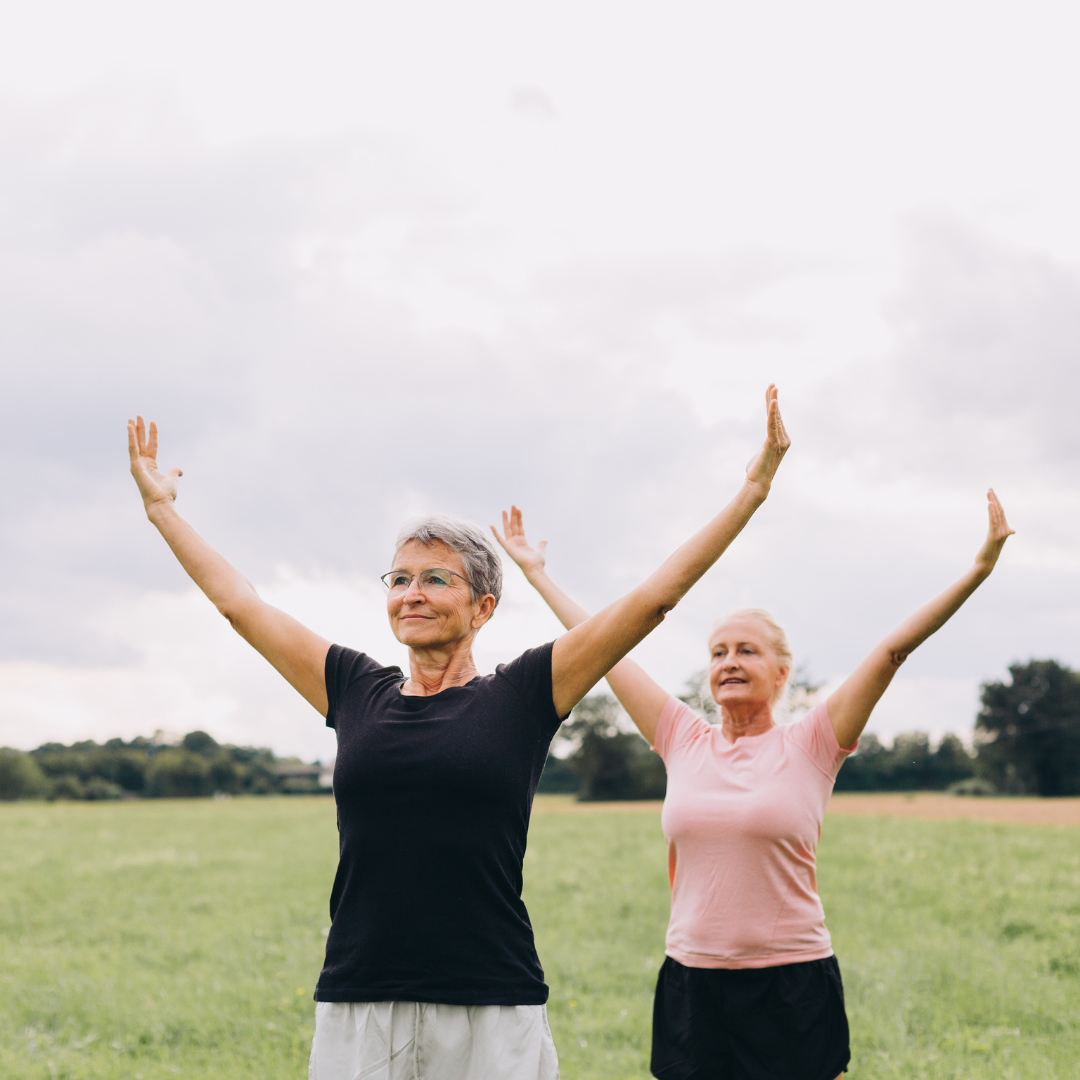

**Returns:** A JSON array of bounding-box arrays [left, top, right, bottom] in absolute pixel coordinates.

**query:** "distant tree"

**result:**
[[834, 730, 974, 791], [562, 694, 666, 801], [536, 754, 580, 794], [182, 730, 221, 757], [975, 660, 1080, 796], [0, 749, 49, 800], [147, 749, 214, 798]]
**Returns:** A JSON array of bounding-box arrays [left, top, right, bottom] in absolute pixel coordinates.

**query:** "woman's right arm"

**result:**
[[129, 416, 330, 715], [492, 507, 670, 744]]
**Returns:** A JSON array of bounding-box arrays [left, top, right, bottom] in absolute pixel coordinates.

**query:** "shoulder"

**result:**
[[494, 641, 555, 693], [326, 644, 399, 686], [325, 646, 402, 729], [491, 641, 563, 734], [783, 702, 856, 778], [653, 697, 713, 761]]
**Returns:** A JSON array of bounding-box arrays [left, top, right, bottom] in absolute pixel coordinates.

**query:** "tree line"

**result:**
[[0, 730, 328, 801], [3, 659, 1077, 803], [538, 659, 1080, 800]]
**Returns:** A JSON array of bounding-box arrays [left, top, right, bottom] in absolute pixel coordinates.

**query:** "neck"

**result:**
[[403, 637, 479, 696], [719, 699, 776, 744]]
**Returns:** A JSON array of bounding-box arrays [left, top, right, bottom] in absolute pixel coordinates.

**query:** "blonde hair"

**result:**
[[711, 608, 792, 704]]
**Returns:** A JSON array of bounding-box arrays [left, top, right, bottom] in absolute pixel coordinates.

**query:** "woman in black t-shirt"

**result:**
[[126, 387, 790, 1080]]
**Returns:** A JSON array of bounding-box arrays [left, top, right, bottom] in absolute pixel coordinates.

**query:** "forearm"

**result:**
[[551, 479, 768, 715], [829, 563, 992, 749], [881, 564, 988, 662], [636, 480, 768, 616], [523, 569, 590, 630], [146, 501, 259, 617]]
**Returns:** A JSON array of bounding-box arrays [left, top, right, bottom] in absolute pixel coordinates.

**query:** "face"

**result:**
[[386, 539, 494, 650], [707, 618, 789, 708]]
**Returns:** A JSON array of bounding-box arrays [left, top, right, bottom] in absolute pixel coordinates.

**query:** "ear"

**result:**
[[470, 594, 497, 630], [776, 664, 791, 691]]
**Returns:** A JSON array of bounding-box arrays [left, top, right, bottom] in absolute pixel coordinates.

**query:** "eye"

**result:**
[[422, 570, 452, 588], [389, 573, 411, 588]]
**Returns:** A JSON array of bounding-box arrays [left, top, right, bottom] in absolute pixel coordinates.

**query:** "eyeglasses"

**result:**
[[380, 568, 473, 596]]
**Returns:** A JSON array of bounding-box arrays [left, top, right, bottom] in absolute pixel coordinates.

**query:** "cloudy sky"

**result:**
[[2, 0, 1079, 762]]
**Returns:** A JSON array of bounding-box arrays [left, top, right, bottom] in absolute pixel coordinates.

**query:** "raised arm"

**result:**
[[128, 416, 330, 715], [826, 490, 1015, 750], [493, 508, 670, 743], [501, 385, 789, 719]]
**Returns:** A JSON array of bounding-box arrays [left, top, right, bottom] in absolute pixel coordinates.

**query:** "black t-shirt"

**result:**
[[314, 641, 565, 1006]]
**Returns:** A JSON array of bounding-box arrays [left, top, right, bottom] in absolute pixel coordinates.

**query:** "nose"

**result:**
[[402, 577, 426, 604]]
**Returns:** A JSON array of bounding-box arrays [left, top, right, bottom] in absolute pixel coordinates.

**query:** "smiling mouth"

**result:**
[[721, 678, 747, 685]]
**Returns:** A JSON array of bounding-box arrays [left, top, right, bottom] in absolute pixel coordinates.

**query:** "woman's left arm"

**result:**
[[826, 489, 1015, 750], [550, 385, 790, 718]]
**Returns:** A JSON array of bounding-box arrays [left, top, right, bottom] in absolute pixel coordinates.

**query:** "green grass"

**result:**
[[1, 798, 1078, 1079]]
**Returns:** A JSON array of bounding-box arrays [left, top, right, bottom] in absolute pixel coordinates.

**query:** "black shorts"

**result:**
[[651, 955, 851, 1080]]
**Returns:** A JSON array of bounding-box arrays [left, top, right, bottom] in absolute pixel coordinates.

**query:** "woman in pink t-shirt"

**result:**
[[495, 475, 1013, 1080]]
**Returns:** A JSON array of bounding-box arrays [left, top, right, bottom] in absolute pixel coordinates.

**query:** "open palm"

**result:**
[[491, 506, 548, 575], [127, 415, 182, 509], [974, 488, 1015, 574], [745, 384, 791, 490]]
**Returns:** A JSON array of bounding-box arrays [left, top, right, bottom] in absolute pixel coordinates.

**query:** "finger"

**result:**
[[167, 468, 183, 479], [136, 415, 147, 455], [127, 420, 139, 467], [501, 509, 510, 537], [538, 540, 548, 556], [147, 420, 159, 461], [490, 524, 508, 551], [511, 505, 523, 537]]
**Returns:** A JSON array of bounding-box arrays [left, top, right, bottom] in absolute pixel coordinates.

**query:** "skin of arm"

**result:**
[[826, 489, 1015, 749], [495, 384, 790, 721], [128, 416, 331, 715]]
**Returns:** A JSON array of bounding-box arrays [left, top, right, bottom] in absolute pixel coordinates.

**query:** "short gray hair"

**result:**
[[394, 514, 503, 608]]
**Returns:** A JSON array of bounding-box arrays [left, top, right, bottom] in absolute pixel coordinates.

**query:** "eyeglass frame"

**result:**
[[380, 567, 475, 596]]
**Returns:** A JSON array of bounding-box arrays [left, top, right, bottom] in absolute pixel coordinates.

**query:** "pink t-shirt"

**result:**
[[652, 698, 855, 970]]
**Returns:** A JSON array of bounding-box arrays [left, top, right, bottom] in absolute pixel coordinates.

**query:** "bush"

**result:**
[[0, 749, 48, 800], [948, 777, 997, 797]]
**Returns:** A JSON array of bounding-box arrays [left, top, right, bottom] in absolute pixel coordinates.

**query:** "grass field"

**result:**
[[1, 797, 1078, 1079]]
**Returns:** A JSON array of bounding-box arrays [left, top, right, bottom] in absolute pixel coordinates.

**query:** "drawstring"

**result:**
[[388, 1001, 395, 1078], [385, 1001, 420, 1080], [413, 1002, 420, 1079]]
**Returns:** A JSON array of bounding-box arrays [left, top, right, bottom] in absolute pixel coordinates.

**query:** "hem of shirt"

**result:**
[[314, 988, 550, 1006], [665, 945, 834, 970]]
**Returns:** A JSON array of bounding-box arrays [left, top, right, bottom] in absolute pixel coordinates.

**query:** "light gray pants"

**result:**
[[309, 1000, 560, 1080]]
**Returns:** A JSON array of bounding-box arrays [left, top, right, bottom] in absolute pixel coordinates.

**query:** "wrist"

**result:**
[[742, 477, 771, 502], [146, 498, 177, 526]]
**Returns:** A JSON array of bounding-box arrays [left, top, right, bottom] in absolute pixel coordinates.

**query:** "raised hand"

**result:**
[[744, 384, 791, 491], [491, 506, 548, 577], [974, 488, 1015, 577], [127, 415, 183, 512]]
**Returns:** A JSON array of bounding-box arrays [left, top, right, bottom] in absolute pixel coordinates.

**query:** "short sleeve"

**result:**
[[494, 641, 563, 738], [652, 697, 712, 762], [786, 702, 857, 780], [324, 645, 393, 729]]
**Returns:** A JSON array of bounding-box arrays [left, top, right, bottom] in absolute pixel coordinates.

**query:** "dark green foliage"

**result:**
[[560, 695, 666, 801], [0, 749, 48, 800], [835, 731, 976, 791], [975, 659, 1080, 795], [2, 734, 327, 800], [147, 749, 215, 798], [537, 753, 580, 794]]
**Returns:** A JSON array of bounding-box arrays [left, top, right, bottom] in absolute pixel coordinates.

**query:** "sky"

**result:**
[[1, 0, 1079, 763]]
